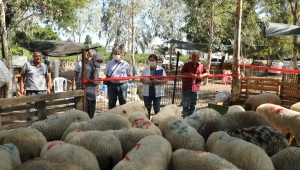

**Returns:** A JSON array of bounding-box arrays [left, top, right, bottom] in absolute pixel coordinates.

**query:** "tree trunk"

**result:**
[[131, 1, 136, 75], [292, 2, 299, 70], [230, 0, 242, 103], [0, 0, 13, 98]]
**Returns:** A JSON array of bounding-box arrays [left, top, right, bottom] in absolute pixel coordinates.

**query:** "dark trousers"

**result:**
[[107, 83, 128, 109], [143, 94, 161, 118], [86, 99, 96, 118]]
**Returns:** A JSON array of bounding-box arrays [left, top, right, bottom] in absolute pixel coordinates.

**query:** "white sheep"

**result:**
[[64, 130, 123, 170], [256, 103, 300, 145], [0, 143, 22, 170], [112, 135, 172, 170], [18, 157, 84, 170], [270, 147, 300, 170], [61, 113, 132, 140], [226, 105, 245, 114], [31, 109, 90, 141], [171, 149, 240, 170], [226, 125, 289, 156], [158, 116, 206, 151], [107, 128, 156, 156], [244, 93, 282, 110], [206, 131, 274, 170], [97, 102, 149, 118], [40, 141, 100, 170], [183, 108, 221, 131], [199, 111, 271, 141], [128, 111, 162, 135], [1, 128, 47, 162], [290, 102, 300, 112], [152, 104, 181, 125]]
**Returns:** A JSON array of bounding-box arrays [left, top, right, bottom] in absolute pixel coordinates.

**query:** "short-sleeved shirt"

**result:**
[[74, 61, 82, 73], [20, 61, 48, 91], [180, 62, 208, 92], [104, 60, 131, 84]]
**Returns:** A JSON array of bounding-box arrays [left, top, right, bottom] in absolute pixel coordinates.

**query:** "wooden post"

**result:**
[[0, 112, 2, 127], [74, 96, 83, 110], [36, 101, 47, 120], [82, 49, 87, 112]]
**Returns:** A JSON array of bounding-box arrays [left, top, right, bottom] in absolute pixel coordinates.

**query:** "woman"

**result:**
[[140, 54, 167, 118], [77, 54, 103, 118]]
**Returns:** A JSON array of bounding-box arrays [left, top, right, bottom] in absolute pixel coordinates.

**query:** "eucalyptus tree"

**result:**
[[259, 0, 300, 70], [0, 0, 88, 98]]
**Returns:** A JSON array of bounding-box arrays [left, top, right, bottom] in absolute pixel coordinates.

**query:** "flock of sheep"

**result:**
[[0, 93, 300, 170]]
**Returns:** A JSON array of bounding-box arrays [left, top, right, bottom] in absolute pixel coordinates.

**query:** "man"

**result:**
[[180, 52, 209, 118], [104, 49, 131, 109], [72, 49, 103, 90], [20, 51, 51, 95]]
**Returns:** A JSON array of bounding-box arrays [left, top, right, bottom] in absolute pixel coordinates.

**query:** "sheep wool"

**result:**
[[226, 105, 245, 114], [18, 157, 84, 170], [61, 113, 132, 140], [97, 102, 148, 118], [0, 143, 22, 170], [40, 141, 100, 170], [152, 104, 181, 125], [158, 116, 206, 151], [244, 93, 282, 110], [172, 149, 240, 170], [199, 111, 271, 141], [226, 125, 288, 156], [207, 131, 274, 170], [184, 108, 221, 131], [64, 130, 123, 170], [31, 110, 90, 141], [256, 103, 300, 145], [1, 128, 47, 162], [113, 135, 172, 170], [128, 111, 162, 135], [107, 128, 156, 156], [290, 102, 300, 112], [271, 147, 300, 170]]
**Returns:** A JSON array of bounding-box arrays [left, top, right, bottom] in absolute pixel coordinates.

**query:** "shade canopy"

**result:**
[[258, 22, 300, 37], [19, 40, 101, 57]]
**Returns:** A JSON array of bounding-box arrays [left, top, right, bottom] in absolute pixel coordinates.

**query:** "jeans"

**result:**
[[26, 90, 47, 117], [108, 83, 128, 109], [86, 99, 96, 118], [143, 94, 161, 118], [182, 90, 199, 118]]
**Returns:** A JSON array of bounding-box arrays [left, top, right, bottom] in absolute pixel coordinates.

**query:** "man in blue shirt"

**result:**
[[104, 49, 131, 109]]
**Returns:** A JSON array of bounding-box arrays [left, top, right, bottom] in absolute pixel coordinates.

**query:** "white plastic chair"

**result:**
[[53, 77, 67, 93]]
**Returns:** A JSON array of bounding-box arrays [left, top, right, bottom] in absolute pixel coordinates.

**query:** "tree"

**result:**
[[84, 35, 92, 47], [0, 0, 89, 98]]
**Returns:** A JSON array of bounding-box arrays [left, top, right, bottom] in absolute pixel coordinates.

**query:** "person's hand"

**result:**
[[72, 85, 76, 91], [191, 73, 196, 80], [20, 87, 25, 95], [47, 88, 51, 94]]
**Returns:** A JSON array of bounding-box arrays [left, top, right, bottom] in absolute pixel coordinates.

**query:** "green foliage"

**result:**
[[84, 35, 92, 46]]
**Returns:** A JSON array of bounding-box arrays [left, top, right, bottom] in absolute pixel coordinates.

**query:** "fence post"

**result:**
[[0, 112, 2, 127], [36, 101, 47, 120], [74, 96, 83, 110]]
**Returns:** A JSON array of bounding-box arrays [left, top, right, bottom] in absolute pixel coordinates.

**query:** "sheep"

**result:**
[[64, 130, 123, 170], [40, 141, 100, 170], [0, 143, 22, 170], [158, 116, 206, 151], [31, 109, 90, 141], [171, 149, 240, 170], [270, 147, 300, 170], [152, 104, 181, 125], [18, 157, 84, 170], [61, 113, 132, 140], [107, 128, 156, 156], [128, 111, 162, 135], [256, 103, 300, 146], [183, 108, 221, 131], [244, 93, 282, 110], [1, 128, 47, 162], [199, 111, 271, 141], [97, 102, 148, 118], [206, 131, 274, 170], [226, 125, 289, 156], [226, 105, 245, 114], [290, 102, 300, 112], [112, 135, 172, 170]]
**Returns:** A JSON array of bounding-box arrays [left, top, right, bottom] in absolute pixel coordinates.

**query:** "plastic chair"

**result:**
[[53, 77, 67, 93]]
